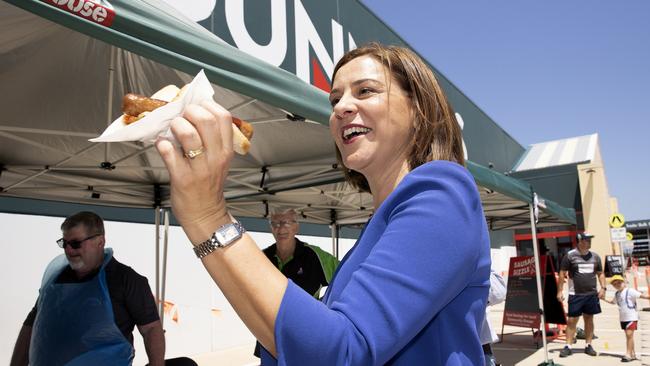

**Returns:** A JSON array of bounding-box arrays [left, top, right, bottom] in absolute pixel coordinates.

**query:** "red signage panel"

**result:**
[[41, 0, 115, 27]]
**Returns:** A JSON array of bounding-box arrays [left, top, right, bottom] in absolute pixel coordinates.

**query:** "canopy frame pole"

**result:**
[[104, 46, 115, 162], [311, 188, 363, 210], [331, 224, 337, 258], [0, 126, 98, 138], [3, 144, 100, 191], [330, 209, 338, 259], [226, 205, 265, 219], [0, 131, 76, 157], [228, 97, 258, 112], [160, 209, 170, 327], [227, 176, 270, 192], [2, 181, 151, 189], [155, 206, 161, 317], [7, 165, 168, 173], [0, 126, 144, 149], [279, 167, 337, 187], [295, 210, 330, 224], [111, 145, 156, 165], [529, 196, 550, 364]]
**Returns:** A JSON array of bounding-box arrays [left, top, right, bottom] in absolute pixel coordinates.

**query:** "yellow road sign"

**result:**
[[610, 213, 625, 228], [627, 232, 634, 241]]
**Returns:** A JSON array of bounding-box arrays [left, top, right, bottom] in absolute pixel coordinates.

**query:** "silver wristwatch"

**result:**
[[193, 220, 245, 259]]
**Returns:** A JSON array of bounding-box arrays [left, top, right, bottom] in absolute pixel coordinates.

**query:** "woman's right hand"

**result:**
[[155, 99, 235, 243], [156, 100, 287, 357]]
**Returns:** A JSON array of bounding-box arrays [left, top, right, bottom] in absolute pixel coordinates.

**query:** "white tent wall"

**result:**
[[0, 213, 355, 364]]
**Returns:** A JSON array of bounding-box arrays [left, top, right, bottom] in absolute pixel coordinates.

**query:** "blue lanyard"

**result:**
[[616, 289, 636, 310]]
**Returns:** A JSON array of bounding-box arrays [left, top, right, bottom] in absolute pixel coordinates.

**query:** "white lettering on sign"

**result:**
[[294, 0, 344, 84], [454, 113, 469, 160], [44, 0, 114, 26], [225, 0, 287, 67], [165, 0, 358, 89], [512, 267, 533, 276], [513, 257, 535, 268], [161, 0, 215, 22], [511, 257, 536, 276], [348, 33, 357, 50]]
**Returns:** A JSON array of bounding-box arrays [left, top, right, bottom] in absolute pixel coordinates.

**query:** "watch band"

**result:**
[[193, 220, 245, 259]]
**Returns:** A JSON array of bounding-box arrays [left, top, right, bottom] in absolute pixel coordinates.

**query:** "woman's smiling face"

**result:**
[[329, 55, 414, 179]]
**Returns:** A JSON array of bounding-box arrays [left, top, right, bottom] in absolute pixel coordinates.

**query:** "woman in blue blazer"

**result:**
[[157, 43, 491, 365]]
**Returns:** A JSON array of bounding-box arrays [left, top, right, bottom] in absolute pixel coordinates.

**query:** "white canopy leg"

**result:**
[[529, 201, 550, 364], [331, 224, 338, 259], [104, 46, 115, 162], [155, 207, 161, 317], [160, 209, 170, 327]]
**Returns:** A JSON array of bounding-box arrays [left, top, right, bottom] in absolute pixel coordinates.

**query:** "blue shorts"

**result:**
[[568, 294, 602, 317]]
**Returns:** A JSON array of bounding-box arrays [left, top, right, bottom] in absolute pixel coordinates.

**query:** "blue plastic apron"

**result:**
[[29, 248, 134, 366]]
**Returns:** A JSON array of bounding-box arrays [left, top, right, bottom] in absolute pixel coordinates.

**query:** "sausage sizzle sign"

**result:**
[[503, 256, 566, 329]]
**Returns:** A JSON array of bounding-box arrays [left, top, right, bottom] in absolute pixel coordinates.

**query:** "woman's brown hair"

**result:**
[[332, 43, 465, 192]]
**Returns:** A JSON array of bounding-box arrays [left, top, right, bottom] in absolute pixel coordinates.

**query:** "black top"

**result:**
[[24, 257, 159, 345], [263, 238, 328, 297], [255, 238, 332, 357]]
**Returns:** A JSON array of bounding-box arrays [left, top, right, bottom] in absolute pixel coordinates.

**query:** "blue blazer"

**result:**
[[262, 161, 491, 365]]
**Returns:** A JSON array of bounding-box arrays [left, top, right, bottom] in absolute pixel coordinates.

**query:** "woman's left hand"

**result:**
[[155, 99, 235, 243]]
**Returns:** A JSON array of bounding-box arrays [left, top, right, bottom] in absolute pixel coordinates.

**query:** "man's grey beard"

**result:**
[[68, 258, 85, 271]]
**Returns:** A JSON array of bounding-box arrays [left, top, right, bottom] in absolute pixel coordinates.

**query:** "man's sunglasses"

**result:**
[[56, 234, 101, 249]]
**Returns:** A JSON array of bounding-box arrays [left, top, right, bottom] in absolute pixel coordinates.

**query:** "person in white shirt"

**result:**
[[605, 274, 650, 362], [480, 270, 506, 366]]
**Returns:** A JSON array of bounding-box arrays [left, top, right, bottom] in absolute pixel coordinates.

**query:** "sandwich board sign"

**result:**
[[605, 255, 624, 276], [502, 256, 566, 329]]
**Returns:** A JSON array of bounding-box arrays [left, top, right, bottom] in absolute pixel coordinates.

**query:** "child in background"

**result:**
[[605, 274, 650, 362]]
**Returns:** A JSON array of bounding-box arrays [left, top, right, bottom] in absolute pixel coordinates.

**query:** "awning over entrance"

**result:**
[[510, 134, 598, 213], [469, 162, 575, 230]]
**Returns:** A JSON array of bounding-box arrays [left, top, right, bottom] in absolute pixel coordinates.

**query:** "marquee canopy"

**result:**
[[0, 0, 575, 236]]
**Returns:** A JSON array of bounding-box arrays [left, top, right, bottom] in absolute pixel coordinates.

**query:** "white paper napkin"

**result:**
[[89, 70, 213, 144]]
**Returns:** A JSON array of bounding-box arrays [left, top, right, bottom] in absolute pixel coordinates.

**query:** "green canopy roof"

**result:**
[[7, 0, 332, 123], [0, 0, 575, 234]]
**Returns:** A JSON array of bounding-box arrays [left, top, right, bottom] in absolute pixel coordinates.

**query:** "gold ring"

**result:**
[[184, 146, 205, 159]]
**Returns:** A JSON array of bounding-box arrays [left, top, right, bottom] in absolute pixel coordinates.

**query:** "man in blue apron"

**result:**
[[10, 211, 165, 366]]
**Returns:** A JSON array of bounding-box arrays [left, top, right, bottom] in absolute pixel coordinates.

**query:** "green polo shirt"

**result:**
[[263, 238, 339, 298]]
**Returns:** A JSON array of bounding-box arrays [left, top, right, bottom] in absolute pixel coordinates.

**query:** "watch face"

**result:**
[[215, 224, 241, 243]]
